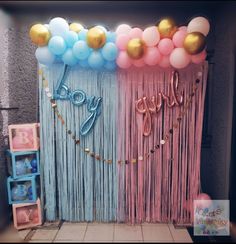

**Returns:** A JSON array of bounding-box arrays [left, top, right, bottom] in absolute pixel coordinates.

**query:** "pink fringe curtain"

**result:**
[[117, 62, 208, 224]]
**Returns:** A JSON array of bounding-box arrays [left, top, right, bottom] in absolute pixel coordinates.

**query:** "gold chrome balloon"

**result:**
[[29, 24, 51, 46], [158, 18, 177, 39], [87, 27, 106, 49], [69, 23, 84, 33], [127, 38, 146, 59], [183, 32, 206, 55]]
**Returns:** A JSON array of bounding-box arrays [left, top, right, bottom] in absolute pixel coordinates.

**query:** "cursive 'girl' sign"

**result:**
[[135, 71, 184, 136]]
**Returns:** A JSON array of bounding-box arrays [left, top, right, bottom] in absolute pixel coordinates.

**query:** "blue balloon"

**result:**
[[88, 51, 105, 69], [30, 159, 37, 168], [79, 59, 89, 68], [104, 61, 117, 71], [106, 32, 116, 43], [54, 55, 62, 63], [78, 29, 88, 41], [35, 46, 55, 66], [15, 160, 27, 176], [72, 40, 91, 60], [48, 36, 67, 55], [62, 49, 78, 66], [28, 186, 32, 195], [65, 31, 78, 48], [31, 167, 37, 173], [101, 42, 118, 61], [49, 17, 69, 38], [11, 185, 28, 201]]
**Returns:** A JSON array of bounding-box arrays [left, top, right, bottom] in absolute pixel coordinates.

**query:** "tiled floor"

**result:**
[[0, 222, 193, 243]]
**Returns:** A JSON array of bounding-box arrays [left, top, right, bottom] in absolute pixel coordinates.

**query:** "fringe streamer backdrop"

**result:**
[[39, 62, 208, 224], [39, 64, 118, 222], [117, 63, 208, 224]]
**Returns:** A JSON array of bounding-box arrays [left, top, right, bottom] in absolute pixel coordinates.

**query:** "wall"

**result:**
[[200, 3, 236, 199], [0, 9, 12, 229], [0, 0, 234, 224]]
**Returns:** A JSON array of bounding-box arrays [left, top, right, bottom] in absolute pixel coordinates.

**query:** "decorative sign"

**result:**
[[135, 70, 183, 136], [53, 64, 102, 136]]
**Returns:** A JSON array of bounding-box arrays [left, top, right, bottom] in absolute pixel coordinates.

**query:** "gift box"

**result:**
[[6, 150, 40, 179], [7, 175, 39, 204], [8, 123, 40, 152], [12, 198, 42, 230]]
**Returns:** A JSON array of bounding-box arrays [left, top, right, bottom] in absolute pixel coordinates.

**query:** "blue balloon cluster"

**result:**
[[35, 17, 118, 70], [15, 157, 38, 176], [11, 183, 34, 201]]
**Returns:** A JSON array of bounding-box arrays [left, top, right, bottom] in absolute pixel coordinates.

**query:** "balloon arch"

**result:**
[[29, 16, 210, 69]]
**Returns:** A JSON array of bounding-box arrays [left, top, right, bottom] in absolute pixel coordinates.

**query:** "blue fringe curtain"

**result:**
[[39, 64, 118, 222]]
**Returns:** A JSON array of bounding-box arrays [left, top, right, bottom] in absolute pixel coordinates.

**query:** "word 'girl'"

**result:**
[[135, 71, 184, 136]]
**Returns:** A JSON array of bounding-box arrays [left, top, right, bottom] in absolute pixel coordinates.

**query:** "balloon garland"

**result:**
[[30, 16, 210, 69]]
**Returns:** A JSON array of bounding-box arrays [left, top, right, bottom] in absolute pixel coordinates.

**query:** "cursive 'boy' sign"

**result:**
[[135, 71, 184, 137], [53, 65, 102, 136]]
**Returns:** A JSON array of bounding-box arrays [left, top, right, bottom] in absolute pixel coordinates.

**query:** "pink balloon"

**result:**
[[191, 50, 207, 64], [144, 47, 161, 66], [116, 51, 132, 69], [142, 26, 160, 47], [129, 27, 143, 39], [187, 17, 210, 36], [172, 30, 187, 48], [116, 24, 132, 35], [158, 38, 174, 56], [179, 26, 187, 31], [116, 34, 130, 50], [169, 48, 191, 69], [195, 193, 212, 208], [159, 55, 170, 68], [133, 58, 145, 67]]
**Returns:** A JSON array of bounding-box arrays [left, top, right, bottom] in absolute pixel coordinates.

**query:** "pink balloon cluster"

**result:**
[[115, 17, 208, 69]]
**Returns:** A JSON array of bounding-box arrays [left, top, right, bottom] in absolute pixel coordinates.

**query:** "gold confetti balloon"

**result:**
[[29, 24, 51, 46], [157, 18, 177, 39], [87, 27, 106, 49], [69, 23, 84, 33], [127, 38, 146, 59], [183, 32, 206, 55]]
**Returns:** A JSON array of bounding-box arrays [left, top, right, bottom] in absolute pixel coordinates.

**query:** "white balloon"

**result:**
[[35, 46, 55, 66], [116, 24, 132, 35], [49, 17, 69, 38], [44, 24, 49, 29], [169, 48, 191, 69], [95, 25, 107, 33], [187, 17, 210, 36]]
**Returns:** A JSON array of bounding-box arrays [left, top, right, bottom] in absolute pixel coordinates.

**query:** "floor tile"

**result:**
[[53, 241, 82, 243], [54, 224, 87, 241], [18, 229, 31, 240], [0, 224, 24, 242], [114, 224, 143, 241], [114, 241, 143, 243], [142, 224, 173, 242], [168, 224, 192, 242], [31, 229, 58, 241], [141, 222, 169, 226], [84, 224, 114, 241], [63, 222, 87, 226], [84, 241, 113, 243], [29, 240, 53, 243]]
